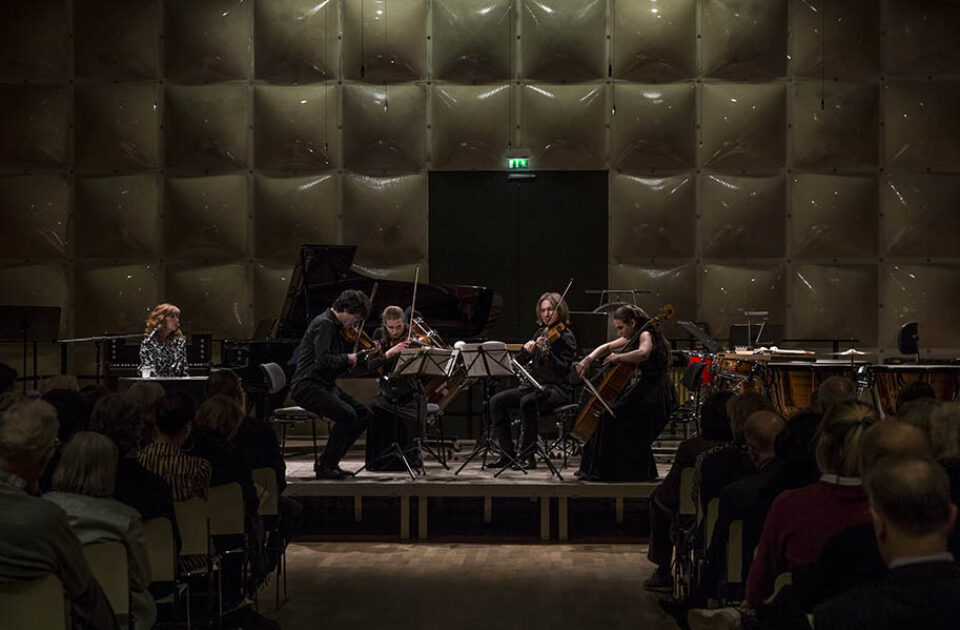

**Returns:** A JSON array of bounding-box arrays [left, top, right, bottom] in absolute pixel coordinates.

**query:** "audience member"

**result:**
[[0, 400, 117, 630], [88, 393, 180, 546], [45, 431, 156, 629], [896, 380, 936, 411], [815, 376, 857, 414], [39, 388, 88, 492], [0, 391, 26, 413], [138, 392, 210, 502], [813, 455, 960, 629], [645, 390, 736, 590], [0, 362, 16, 393], [122, 380, 166, 447], [898, 396, 941, 438], [743, 401, 875, 607], [40, 374, 80, 395]]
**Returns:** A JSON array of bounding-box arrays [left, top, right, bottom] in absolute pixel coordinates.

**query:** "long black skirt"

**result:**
[[578, 374, 677, 482]]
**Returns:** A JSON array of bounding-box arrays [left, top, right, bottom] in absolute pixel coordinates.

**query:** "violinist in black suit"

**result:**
[[488, 292, 576, 470]]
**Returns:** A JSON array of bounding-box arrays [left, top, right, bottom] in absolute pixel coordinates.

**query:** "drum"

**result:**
[[766, 361, 857, 418], [713, 353, 761, 393], [871, 365, 960, 416]]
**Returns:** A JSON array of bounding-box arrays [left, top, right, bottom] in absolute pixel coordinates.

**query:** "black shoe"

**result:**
[[486, 455, 515, 469], [316, 466, 346, 480], [520, 456, 537, 470], [643, 567, 674, 592], [658, 595, 691, 626], [336, 465, 356, 477]]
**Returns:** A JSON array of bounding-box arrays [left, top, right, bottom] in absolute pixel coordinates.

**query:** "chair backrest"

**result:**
[[143, 517, 176, 583], [678, 467, 696, 516], [705, 497, 720, 549], [208, 482, 245, 536], [0, 574, 67, 630], [83, 541, 130, 616], [766, 572, 794, 604], [174, 497, 209, 557], [260, 362, 287, 394], [725, 519, 744, 584], [252, 467, 279, 517]]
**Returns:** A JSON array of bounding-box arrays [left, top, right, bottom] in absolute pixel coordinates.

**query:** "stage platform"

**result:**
[[283, 442, 671, 543]]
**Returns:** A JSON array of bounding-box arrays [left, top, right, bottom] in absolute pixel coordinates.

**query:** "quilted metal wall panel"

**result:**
[[2, 0, 960, 366], [609, 263, 698, 340]]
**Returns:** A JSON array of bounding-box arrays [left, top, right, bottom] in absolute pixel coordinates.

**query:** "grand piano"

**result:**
[[221, 244, 500, 389]]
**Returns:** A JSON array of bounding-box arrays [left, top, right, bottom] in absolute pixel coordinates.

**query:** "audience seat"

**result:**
[[0, 574, 67, 630], [253, 466, 287, 611], [143, 517, 190, 630], [83, 541, 130, 627]]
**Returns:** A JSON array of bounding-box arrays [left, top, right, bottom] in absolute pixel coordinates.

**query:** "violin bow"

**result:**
[[353, 282, 379, 353], [406, 265, 421, 343]]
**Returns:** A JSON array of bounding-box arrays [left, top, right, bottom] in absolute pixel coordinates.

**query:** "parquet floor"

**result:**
[[262, 542, 680, 630]]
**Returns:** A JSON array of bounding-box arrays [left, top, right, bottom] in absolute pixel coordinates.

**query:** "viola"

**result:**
[[569, 304, 675, 443], [408, 317, 448, 349], [342, 326, 381, 364]]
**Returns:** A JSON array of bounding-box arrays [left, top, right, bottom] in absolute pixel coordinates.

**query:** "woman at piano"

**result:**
[[488, 292, 577, 470], [364, 306, 416, 470], [138, 303, 187, 377]]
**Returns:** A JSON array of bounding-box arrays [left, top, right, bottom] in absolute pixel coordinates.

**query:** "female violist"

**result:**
[[364, 305, 416, 470], [574, 304, 677, 481], [489, 292, 577, 469]]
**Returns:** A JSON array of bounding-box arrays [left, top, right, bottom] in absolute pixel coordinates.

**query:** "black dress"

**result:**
[[577, 342, 677, 482], [364, 335, 421, 471]]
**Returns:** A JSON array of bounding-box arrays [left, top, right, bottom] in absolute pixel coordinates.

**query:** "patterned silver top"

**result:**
[[138, 334, 187, 377]]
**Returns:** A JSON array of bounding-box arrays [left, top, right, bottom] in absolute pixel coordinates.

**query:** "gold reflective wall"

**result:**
[[2, 0, 960, 376]]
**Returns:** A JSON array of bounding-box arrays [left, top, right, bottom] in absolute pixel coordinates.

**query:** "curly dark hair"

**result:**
[[332, 289, 372, 318]]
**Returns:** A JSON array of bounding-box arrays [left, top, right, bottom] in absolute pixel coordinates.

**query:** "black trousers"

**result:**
[[292, 384, 373, 469], [489, 385, 569, 457], [647, 485, 676, 569]]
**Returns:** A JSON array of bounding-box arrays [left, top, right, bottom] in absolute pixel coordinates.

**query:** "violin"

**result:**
[[342, 326, 381, 362], [408, 317, 448, 349], [569, 304, 675, 443]]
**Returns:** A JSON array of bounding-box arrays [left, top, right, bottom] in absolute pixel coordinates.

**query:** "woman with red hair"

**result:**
[[138, 303, 187, 377]]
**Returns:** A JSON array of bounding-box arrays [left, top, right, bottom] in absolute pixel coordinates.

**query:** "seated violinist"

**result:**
[[489, 292, 577, 469], [575, 305, 677, 481], [290, 289, 376, 480], [364, 306, 418, 471]]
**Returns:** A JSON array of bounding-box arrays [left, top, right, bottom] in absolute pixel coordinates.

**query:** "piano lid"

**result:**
[[275, 245, 501, 341]]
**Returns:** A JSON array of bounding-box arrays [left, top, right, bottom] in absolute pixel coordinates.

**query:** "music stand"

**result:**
[[678, 320, 721, 355], [0, 306, 61, 392], [454, 342, 519, 475], [357, 347, 453, 480]]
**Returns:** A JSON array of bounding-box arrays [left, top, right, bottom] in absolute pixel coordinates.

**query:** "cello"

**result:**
[[569, 304, 675, 443]]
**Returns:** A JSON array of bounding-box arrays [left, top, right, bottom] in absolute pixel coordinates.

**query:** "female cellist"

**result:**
[[574, 304, 677, 481], [488, 292, 577, 469]]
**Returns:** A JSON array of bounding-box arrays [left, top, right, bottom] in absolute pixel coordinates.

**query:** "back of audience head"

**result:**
[[40, 374, 79, 395], [88, 393, 143, 457], [123, 381, 166, 412], [51, 431, 118, 498], [928, 402, 960, 463], [206, 369, 244, 404], [858, 419, 931, 477], [700, 390, 736, 441], [896, 380, 936, 411], [153, 392, 197, 442], [41, 388, 86, 442], [726, 392, 776, 442], [194, 395, 245, 441], [865, 455, 955, 563], [0, 400, 59, 482], [816, 376, 857, 414], [898, 398, 944, 455], [0, 362, 16, 393], [816, 401, 877, 477], [744, 411, 785, 469], [0, 391, 27, 414]]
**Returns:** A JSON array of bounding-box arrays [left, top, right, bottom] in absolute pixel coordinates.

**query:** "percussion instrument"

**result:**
[[871, 364, 960, 416], [766, 360, 861, 417]]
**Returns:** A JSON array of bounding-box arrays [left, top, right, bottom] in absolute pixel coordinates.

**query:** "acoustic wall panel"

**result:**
[[611, 83, 696, 171], [520, 0, 606, 82], [342, 84, 426, 171], [0, 85, 69, 168], [164, 176, 249, 260], [254, 263, 295, 329], [166, 0, 252, 84], [700, 83, 786, 170], [0, 1, 69, 80], [74, 0, 160, 80], [342, 0, 427, 82], [789, 264, 878, 346], [165, 264, 252, 339], [431, 85, 512, 171], [0, 265, 69, 325], [700, 264, 786, 341], [519, 84, 606, 170], [702, 0, 787, 80], [165, 85, 250, 171], [882, 264, 960, 349], [700, 174, 785, 259], [0, 176, 70, 260], [882, 172, 960, 258], [885, 0, 960, 76], [790, 81, 878, 169], [255, 85, 339, 171], [612, 0, 696, 82], [75, 175, 159, 259], [433, 0, 513, 82], [254, 174, 341, 262], [609, 263, 698, 340], [74, 84, 160, 172], [609, 173, 696, 261], [789, 0, 879, 78], [884, 81, 960, 171], [255, 0, 339, 83], [75, 265, 159, 335], [790, 174, 877, 259], [342, 174, 427, 268]]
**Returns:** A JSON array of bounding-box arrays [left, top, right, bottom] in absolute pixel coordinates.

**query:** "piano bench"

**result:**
[[271, 406, 332, 467]]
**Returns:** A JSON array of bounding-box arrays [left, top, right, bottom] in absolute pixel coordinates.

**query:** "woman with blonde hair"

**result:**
[[743, 401, 876, 608], [138, 302, 186, 377], [44, 431, 157, 630]]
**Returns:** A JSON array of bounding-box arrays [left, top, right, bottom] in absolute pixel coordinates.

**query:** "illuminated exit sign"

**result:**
[[505, 148, 531, 171], [508, 157, 529, 169]]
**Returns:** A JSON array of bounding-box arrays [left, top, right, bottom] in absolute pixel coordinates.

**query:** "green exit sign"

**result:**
[[508, 157, 529, 169]]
